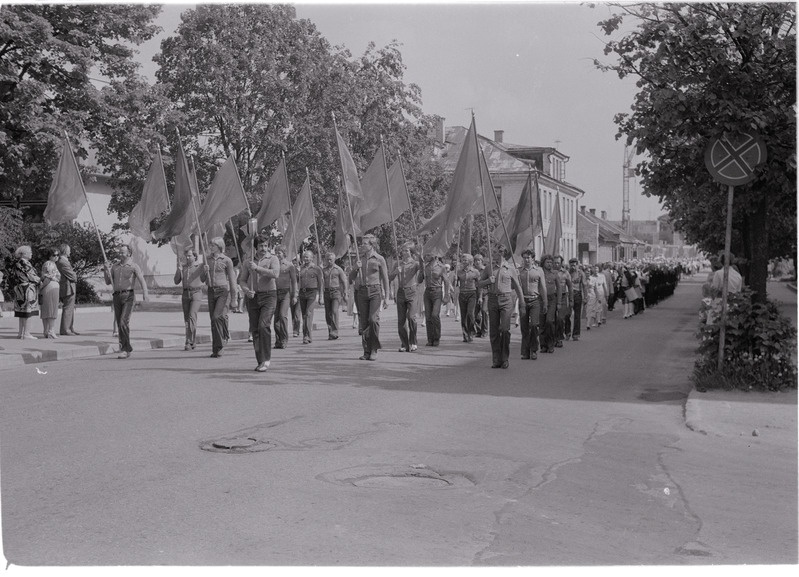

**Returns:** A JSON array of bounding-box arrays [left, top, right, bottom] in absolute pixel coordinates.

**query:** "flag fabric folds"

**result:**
[[283, 177, 315, 261], [254, 157, 291, 231], [153, 141, 195, 241], [43, 135, 87, 226], [358, 151, 411, 232], [333, 188, 360, 258], [543, 191, 563, 257], [197, 155, 248, 235], [493, 171, 543, 257], [416, 117, 500, 257], [335, 127, 363, 202], [129, 150, 169, 240]]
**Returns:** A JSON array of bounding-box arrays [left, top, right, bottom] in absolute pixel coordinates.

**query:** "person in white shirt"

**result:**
[[711, 253, 743, 297]]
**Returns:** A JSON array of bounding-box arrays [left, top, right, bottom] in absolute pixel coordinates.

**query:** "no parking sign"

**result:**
[[704, 131, 767, 186]]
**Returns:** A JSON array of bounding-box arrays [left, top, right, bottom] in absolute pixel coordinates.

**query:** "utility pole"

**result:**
[[622, 144, 635, 235]]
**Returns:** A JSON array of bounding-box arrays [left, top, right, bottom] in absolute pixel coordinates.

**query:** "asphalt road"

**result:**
[[1, 276, 796, 566]]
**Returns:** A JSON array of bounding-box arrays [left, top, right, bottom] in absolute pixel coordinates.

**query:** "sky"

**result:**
[[136, 1, 665, 222]]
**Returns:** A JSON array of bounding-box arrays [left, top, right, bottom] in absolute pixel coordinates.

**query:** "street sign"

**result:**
[[704, 131, 767, 186]]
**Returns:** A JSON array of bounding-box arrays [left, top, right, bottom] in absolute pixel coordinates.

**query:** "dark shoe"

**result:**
[[359, 354, 370, 361], [274, 343, 285, 349], [521, 356, 530, 360], [210, 351, 221, 358], [547, 348, 555, 353], [432, 341, 439, 347], [586, 326, 590, 330], [491, 363, 501, 368], [398, 347, 408, 352], [572, 336, 579, 341], [531, 352, 538, 360], [303, 338, 310, 344], [68, 330, 80, 336], [425, 342, 434, 347], [555, 341, 563, 348], [501, 361, 509, 369]]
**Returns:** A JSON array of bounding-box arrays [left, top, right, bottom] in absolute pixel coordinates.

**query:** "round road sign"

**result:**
[[704, 131, 767, 186]]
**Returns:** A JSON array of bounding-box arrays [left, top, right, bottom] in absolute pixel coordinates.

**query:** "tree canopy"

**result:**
[[595, 2, 796, 301], [0, 4, 162, 202]]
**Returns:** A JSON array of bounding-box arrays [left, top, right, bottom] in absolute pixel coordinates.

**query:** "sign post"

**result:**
[[703, 131, 767, 371]]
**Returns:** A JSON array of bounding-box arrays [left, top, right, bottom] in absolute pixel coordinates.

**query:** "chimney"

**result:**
[[601, 210, 607, 220], [494, 130, 504, 143], [580, 205, 586, 215], [589, 208, 596, 216]]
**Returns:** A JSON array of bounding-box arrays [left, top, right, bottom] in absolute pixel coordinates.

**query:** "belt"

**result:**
[[113, 289, 133, 295], [524, 295, 539, 301], [183, 287, 202, 292], [488, 291, 511, 297], [361, 283, 380, 288], [300, 287, 318, 291], [324, 287, 340, 291]]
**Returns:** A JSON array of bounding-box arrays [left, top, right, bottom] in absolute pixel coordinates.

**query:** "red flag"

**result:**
[[283, 177, 314, 261], [493, 171, 543, 256], [254, 157, 291, 230], [43, 135, 87, 226], [129, 150, 169, 240], [358, 152, 411, 232], [153, 140, 194, 241], [543, 190, 563, 257], [335, 127, 363, 201], [333, 188, 360, 258], [417, 117, 500, 256], [197, 155, 248, 234]]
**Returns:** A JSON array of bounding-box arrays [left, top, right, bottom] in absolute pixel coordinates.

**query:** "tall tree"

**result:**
[[595, 2, 796, 301], [0, 4, 163, 203], [153, 4, 444, 254]]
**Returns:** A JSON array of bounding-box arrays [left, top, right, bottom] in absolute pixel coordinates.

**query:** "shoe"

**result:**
[[572, 336, 579, 341], [425, 342, 434, 347], [586, 326, 591, 330], [531, 352, 537, 360], [367, 352, 377, 361], [409, 344, 418, 352], [555, 341, 563, 348], [117, 351, 130, 359], [68, 330, 80, 336], [501, 361, 509, 369], [191, 343, 195, 350], [491, 363, 501, 368], [48, 332, 59, 339], [547, 348, 555, 353], [23, 334, 38, 340], [293, 332, 300, 337], [521, 355, 530, 360], [398, 347, 407, 352], [274, 343, 285, 349], [210, 352, 220, 358], [432, 341, 439, 347], [330, 335, 338, 340], [303, 338, 310, 344], [359, 354, 370, 361], [255, 362, 269, 372], [184, 344, 191, 351], [223, 338, 229, 345]]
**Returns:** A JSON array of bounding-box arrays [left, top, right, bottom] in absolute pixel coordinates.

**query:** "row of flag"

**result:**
[[42, 115, 564, 268]]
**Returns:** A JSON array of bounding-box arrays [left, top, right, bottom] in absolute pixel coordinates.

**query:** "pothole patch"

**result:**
[[317, 464, 475, 489], [200, 437, 277, 453]]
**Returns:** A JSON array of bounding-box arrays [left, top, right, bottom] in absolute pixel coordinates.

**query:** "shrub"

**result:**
[[693, 287, 797, 392]]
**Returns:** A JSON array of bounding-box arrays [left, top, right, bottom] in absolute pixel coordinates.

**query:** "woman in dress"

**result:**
[[585, 266, 600, 329], [10, 245, 41, 339], [39, 247, 61, 339]]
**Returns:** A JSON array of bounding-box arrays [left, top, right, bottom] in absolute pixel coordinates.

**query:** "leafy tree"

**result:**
[[0, 206, 24, 261], [1, 4, 163, 203], [595, 2, 796, 302], [153, 4, 444, 256]]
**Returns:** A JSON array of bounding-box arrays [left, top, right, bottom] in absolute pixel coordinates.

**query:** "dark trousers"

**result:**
[[248, 290, 277, 364], [112, 290, 135, 353], [607, 289, 617, 311], [458, 290, 477, 341], [208, 286, 229, 354], [539, 294, 558, 351], [59, 291, 76, 335], [324, 288, 341, 338], [300, 288, 318, 341], [181, 288, 203, 345], [519, 297, 541, 357], [292, 299, 301, 336], [396, 286, 417, 350], [423, 287, 442, 344], [356, 285, 382, 354], [475, 292, 488, 337], [274, 288, 291, 346], [567, 293, 583, 337], [488, 293, 512, 366], [556, 298, 570, 342]]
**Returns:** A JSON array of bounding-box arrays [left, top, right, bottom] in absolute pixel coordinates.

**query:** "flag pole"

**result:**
[[226, 219, 243, 266], [481, 144, 518, 269], [228, 151, 255, 291], [379, 136, 400, 261], [283, 151, 299, 261], [471, 113, 493, 275], [396, 149, 423, 262], [63, 130, 108, 266], [332, 112, 361, 276], [306, 168, 323, 267], [533, 170, 544, 257], [184, 150, 211, 287]]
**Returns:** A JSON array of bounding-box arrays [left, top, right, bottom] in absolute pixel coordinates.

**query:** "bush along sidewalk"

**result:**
[[693, 287, 797, 392]]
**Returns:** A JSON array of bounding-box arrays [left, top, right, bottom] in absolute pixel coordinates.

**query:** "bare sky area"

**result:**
[[137, 1, 666, 221]]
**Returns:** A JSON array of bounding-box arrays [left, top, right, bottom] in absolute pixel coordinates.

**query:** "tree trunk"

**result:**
[[747, 192, 769, 303]]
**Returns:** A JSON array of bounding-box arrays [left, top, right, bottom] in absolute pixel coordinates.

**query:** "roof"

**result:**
[[580, 210, 645, 245]]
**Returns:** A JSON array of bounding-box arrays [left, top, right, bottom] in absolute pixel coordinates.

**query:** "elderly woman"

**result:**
[[39, 247, 62, 339], [10, 245, 41, 339]]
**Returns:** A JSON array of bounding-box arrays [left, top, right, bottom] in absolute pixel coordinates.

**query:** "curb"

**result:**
[[683, 390, 709, 435], [0, 330, 250, 369]]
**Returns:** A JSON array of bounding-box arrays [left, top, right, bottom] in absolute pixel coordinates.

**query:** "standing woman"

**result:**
[[174, 247, 205, 350], [394, 242, 423, 352], [38, 247, 61, 339], [10, 245, 41, 339], [456, 253, 480, 342]]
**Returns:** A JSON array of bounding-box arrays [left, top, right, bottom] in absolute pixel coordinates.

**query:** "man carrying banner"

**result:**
[[350, 234, 389, 361], [103, 243, 148, 359], [478, 247, 524, 369], [422, 252, 450, 347], [554, 255, 573, 348], [298, 250, 324, 344], [456, 253, 481, 342], [567, 258, 588, 341], [174, 247, 205, 350], [239, 235, 280, 372], [201, 237, 237, 358], [538, 255, 563, 354], [322, 251, 348, 340], [518, 249, 547, 360], [473, 253, 488, 338], [393, 241, 423, 352]]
